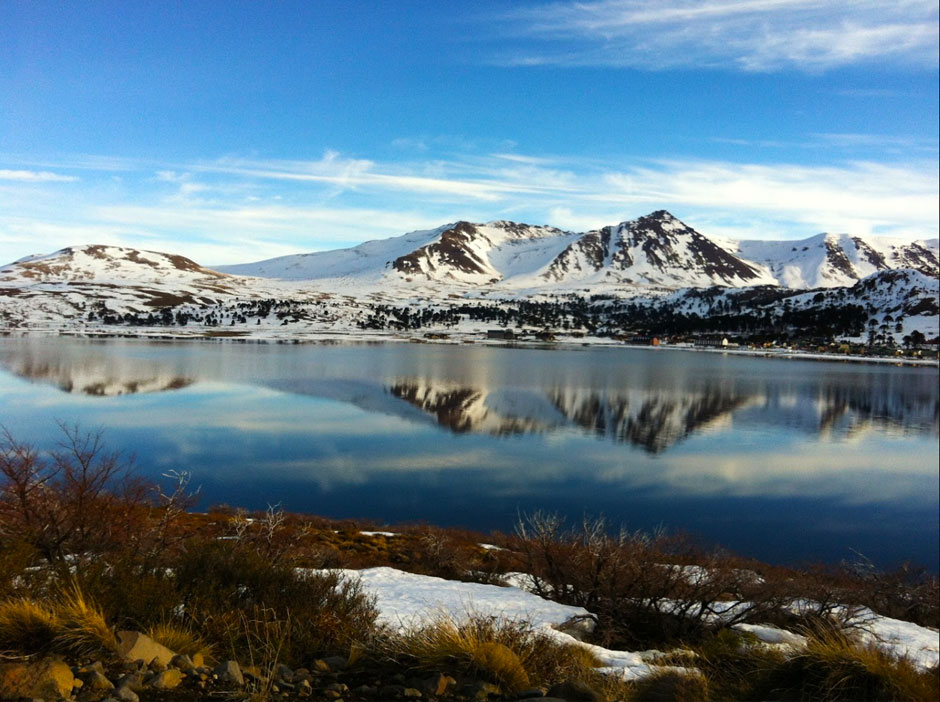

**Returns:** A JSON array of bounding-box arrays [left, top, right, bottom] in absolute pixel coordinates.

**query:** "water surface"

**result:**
[[1, 336, 936, 570]]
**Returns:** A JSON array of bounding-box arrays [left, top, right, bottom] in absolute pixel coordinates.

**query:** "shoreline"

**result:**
[[3, 326, 938, 368]]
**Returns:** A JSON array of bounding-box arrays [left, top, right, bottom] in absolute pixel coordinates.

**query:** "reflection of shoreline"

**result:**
[[11, 329, 940, 368]]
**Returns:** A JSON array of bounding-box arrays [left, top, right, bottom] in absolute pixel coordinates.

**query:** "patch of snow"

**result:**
[[733, 623, 807, 647]]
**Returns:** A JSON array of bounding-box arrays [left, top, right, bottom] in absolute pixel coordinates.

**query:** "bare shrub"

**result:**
[[0, 424, 196, 571], [510, 511, 792, 648], [175, 540, 378, 666], [1, 423, 130, 565], [839, 553, 940, 629]]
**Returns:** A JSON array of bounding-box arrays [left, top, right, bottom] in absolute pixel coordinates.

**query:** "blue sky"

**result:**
[[1, 0, 937, 265]]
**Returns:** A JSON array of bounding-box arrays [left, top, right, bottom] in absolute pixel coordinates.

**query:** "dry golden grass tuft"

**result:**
[[392, 618, 529, 691], [0, 585, 116, 658], [388, 614, 603, 693], [54, 585, 118, 656], [629, 669, 710, 702], [0, 598, 61, 654], [773, 626, 939, 701], [147, 621, 215, 663]]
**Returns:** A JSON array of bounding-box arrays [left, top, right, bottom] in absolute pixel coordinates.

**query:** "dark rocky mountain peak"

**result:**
[[392, 221, 495, 279]]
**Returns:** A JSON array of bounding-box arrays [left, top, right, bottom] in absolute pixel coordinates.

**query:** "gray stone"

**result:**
[[169, 653, 196, 672], [82, 670, 115, 692], [213, 660, 244, 687], [321, 655, 347, 671], [114, 686, 139, 702], [115, 672, 144, 692]]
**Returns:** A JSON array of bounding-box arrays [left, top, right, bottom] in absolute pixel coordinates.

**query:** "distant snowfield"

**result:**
[[331, 567, 940, 680]]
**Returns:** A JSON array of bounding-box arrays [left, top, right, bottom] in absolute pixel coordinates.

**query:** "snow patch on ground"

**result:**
[[334, 567, 940, 680], [335, 567, 678, 680]]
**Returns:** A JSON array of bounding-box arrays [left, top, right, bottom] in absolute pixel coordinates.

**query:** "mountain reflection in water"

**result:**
[[1, 338, 936, 454]]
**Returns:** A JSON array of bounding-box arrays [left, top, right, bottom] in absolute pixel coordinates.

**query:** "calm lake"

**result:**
[[1, 336, 937, 571]]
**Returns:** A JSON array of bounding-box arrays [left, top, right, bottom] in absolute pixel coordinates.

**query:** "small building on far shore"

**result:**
[[622, 335, 660, 346], [694, 336, 733, 348], [487, 329, 515, 340]]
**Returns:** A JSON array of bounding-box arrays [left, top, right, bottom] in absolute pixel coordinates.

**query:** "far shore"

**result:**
[[3, 326, 938, 368]]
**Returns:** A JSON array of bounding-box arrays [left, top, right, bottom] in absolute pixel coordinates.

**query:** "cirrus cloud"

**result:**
[[0, 169, 78, 183], [497, 0, 940, 72], [0, 148, 936, 266]]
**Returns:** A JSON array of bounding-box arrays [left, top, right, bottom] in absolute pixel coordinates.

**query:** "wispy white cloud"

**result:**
[[497, 0, 939, 72], [0, 169, 78, 183], [599, 158, 939, 237], [709, 133, 939, 154], [1, 148, 936, 266]]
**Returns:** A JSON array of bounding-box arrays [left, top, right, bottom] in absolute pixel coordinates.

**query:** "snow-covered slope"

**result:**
[[391, 220, 576, 284], [217, 211, 777, 291], [344, 566, 939, 675], [217, 220, 578, 288], [734, 233, 939, 289], [216, 225, 451, 282]]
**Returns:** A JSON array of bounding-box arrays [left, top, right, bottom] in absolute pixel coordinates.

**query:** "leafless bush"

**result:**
[[839, 552, 939, 628], [510, 511, 797, 648], [0, 424, 195, 571], [0, 423, 136, 567]]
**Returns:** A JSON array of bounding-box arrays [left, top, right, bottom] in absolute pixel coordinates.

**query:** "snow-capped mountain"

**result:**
[[214, 210, 937, 292], [5, 244, 229, 285], [1, 210, 937, 341], [541, 211, 774, 288], [0, 244, 250, 327], [391, 220, 574, 284], [734, 233, 939, 289]]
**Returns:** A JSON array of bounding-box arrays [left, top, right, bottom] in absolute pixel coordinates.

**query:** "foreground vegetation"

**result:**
[[1, 426, 937, 701]]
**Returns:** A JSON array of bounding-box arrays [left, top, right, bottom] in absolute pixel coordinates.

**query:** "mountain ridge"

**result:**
[[1, 210, 937, 344], [210, 210, 938, 292]]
